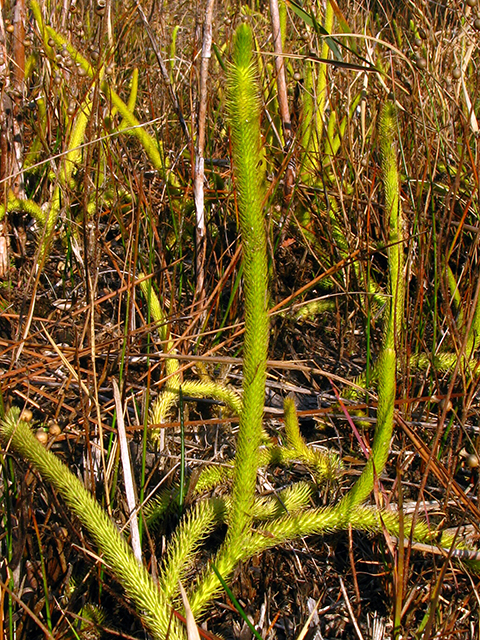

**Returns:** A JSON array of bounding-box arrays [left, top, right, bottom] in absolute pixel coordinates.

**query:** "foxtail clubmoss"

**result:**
[[0, 407, 183, 640], [139, 276, 242, 435], [337, 102, 404, 513], [224, 22, 269, 541], [187, 22, 270, 616]]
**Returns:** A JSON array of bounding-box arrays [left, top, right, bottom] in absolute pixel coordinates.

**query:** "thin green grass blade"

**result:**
[[210, 563, 263, 640]]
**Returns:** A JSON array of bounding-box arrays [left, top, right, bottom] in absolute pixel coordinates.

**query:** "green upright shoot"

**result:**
[[338, 102, 404, 512], [224, 23, 269, 542]]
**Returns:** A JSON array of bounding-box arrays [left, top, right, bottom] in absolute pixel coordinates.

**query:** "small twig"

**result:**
[[339, 576, 364, 640], [348, 525, 362, 608]]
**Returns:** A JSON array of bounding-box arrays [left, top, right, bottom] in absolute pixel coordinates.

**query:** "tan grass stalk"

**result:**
[[194, 0, 216, 310]]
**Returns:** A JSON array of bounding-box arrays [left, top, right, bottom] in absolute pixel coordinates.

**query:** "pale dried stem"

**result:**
[[113, 379, 142, 565], [269, 0, 291, 141], [194, 0, 215, 311]]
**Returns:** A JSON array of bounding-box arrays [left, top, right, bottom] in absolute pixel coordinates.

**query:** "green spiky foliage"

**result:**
[[300, 1, 334, 181], [146, 482, 312, 533], [349, 257, 480, 390], [188, 433, 340, 502], [297, 85, 386, 312], [292, 298, 336, 321], [42, 98, 92, 259], [250, 481, 313, 519], [2, 3, 180, 269], [258, 440, 341, 481], [29, 0, 168, 178], [184, 26, 271, 615], [187, 496, 451, 619], [224, 22, 269, 539], [143, 20, 270, 539], [0, 193, 46, 226], [301, 56, 318, 179], [0, 408, 183, 640], [380, 103, 405, 350], [316, 0, 334, 144], [283, 396, 342, 480], [143, 488, 177, 528], [139, 277, 242, 435], [0, 97, 92, 261], [3, 402, 477, 628], [157, 500, 223, 604], [337, 102, 404, 512], [77, 603, 106, 640], [144, 427, 340, 528], [423, 258, 480, 370]]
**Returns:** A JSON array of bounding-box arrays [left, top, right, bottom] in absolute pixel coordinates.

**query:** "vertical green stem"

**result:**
[[337, 102, 404, 512], [226, 24, 269, 540]]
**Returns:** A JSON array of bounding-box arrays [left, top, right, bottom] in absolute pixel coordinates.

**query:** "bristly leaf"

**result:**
[[226, 23, 269, 537], [0, 407, 183, 640], [380, 101, 405, 349], [335, 102, 403, 513], [187, 22, 271, 618]]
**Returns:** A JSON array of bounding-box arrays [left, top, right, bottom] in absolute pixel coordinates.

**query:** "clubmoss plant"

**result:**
[[157, 499, 222, 604], [337, 101, 404, 512], [0, 407, 183, 640], [0, 4, 182, 269], [223, 22, 269, 541], [2, 23, 480, 639], [399, 261, 480, 375], [28, 0, 158, 163], [300, 0, 334, 180], [0, 97, 91, 255], [0, 193, 45, 226], [139, 276, 242, 435], [41, 98, 92, 260], [283, 395, 342, 478]]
